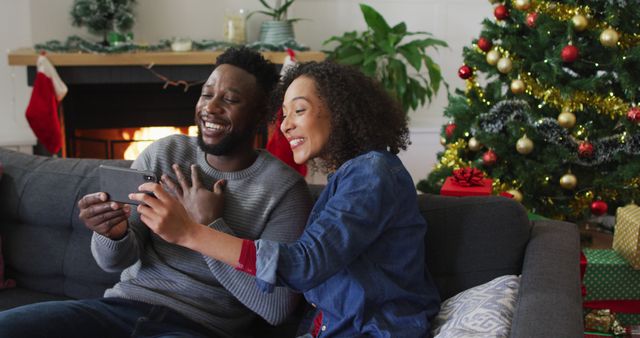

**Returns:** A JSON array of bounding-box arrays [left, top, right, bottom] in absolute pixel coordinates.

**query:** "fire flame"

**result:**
[[123, 126, 198, 160]]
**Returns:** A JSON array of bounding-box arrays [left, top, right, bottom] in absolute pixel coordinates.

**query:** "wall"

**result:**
[[1, 0, 493, 181], [0, 0, 34, 152]]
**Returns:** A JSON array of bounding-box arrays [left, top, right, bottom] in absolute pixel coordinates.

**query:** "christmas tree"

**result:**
[[417, 0, 640, 221], [70, 0, 136, 45]]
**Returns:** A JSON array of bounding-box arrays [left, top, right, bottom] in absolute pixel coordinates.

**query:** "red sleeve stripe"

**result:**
[[235, 239, 257, 276]]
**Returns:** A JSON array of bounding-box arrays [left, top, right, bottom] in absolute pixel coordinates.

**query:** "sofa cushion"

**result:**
[[0, 149, 130, 300], [421, 194, 530, 300], [0, 160, 12, 290], [431, 275, 520, 338]]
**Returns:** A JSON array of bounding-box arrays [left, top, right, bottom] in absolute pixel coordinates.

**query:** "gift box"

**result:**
[[582, 249, 640, 326], [440, 168, 492, 197], [613, 204, 640, 270]]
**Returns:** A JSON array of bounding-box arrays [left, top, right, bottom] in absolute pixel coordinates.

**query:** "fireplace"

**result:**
[[26, 65, 206, 159], [12, 49, 325, 159]]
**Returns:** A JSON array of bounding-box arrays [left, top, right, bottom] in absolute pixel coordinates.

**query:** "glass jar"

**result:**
[[224, 9, 247, 44]]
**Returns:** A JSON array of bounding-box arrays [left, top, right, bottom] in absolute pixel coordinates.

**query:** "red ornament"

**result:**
[[627, 107, 640, 123], [445, 123, 457, 138], [458, 65, 473, 79], [590, 200, 608, 216], [525, 12, 538, 28], [561, 45, 579, 63], [494, 5, 509, 21], [482, 149, 498, 166], [477, 37, 493, 52], [578, 141, 594, 158]]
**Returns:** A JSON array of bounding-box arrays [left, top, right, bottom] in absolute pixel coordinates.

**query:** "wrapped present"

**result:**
[[582, 249, 640, 326], [584, 309, 625, 335], [440, 168, 492, 197], [613, 204, 640, 269]]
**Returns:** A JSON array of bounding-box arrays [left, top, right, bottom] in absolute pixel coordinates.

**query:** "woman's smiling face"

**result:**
[[280, 76, 332, 165]]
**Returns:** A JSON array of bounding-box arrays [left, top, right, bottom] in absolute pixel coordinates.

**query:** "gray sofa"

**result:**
[[0, 148, 583, 337]]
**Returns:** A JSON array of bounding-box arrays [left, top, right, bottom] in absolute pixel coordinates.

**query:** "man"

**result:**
[[0, 47, 313, 337]]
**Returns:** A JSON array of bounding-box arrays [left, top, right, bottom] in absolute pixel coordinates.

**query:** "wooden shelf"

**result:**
[[7, 48, 326, 66]]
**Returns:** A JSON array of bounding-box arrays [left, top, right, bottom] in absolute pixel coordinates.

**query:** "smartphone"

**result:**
[[99, 165, 158, 205]]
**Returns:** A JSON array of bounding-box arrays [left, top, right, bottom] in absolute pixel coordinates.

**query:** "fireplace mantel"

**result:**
[[8, 48, 325, 158], [8, 48, 325, 66]]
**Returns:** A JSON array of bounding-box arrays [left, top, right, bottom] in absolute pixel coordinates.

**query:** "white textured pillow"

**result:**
[[431, 275, 520, 338]]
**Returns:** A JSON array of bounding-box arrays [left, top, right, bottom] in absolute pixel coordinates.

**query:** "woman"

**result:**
[[131, 61, 441, 337]]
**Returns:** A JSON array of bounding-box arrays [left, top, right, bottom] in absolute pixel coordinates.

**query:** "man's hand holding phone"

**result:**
[[78, 192, 130, 240]]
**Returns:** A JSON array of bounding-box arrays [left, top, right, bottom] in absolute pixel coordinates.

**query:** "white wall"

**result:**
[[0, 0, 34, 150], [1, 0, 493, 181]]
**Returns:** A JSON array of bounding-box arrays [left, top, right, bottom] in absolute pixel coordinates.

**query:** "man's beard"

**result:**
[[197, 125, 255, 156]]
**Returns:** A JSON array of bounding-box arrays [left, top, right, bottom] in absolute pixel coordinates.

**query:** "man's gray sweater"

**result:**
[[91, 135, 312, 337]]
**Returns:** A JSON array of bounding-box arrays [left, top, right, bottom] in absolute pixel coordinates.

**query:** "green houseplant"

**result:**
[[248, 0, 302, 45], [70, 0, 136, 46], [324, 4, 447, 113]]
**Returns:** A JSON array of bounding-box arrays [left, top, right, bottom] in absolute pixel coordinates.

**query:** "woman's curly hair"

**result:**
[[272, 61, 410, 171]]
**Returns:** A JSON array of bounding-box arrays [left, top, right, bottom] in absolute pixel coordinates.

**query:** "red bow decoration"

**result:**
[[452, 168, 485, 187]]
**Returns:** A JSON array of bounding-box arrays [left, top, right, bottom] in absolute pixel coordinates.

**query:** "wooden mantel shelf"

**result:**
[[8, 48, 326, 66]]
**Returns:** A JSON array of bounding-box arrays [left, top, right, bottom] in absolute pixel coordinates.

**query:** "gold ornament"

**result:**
[[557, 110, 577, 128], [440, 136, 447, 146], [560, 172, 577, 190], [497, 57, 513, 74], [514, 0, 531, 10], [486, 49, 501, 66], [468, 137, 482, 151], [516, 134, 534, 154], [572, 14, 588, 32], [600, 28, 619, 48], [510, 79, 526, 94], [507, 189, 523, 202]]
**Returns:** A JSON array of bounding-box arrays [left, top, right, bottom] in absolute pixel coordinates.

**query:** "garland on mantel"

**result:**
[[34, 35, 309, 53]]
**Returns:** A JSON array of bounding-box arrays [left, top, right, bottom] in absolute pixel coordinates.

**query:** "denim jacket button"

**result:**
[[311, 303, 316, 308], [321, 325, 327, 332]]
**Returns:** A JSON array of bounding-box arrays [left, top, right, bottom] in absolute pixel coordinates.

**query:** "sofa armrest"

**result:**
[[510, 220, 583, 338]]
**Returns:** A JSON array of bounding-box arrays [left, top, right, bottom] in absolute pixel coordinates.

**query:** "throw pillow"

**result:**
[[431, 275, 520, 338]]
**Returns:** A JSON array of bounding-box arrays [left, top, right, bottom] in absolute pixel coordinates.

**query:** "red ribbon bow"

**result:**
[[452, 168, 484, 187]]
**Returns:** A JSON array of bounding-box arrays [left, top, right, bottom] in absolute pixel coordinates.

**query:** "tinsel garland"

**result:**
[[474, 99, 640, 166], [465, 76, 492, 106], [468, 44, 631, 119], [521, 0, 640, 49], [34, 36, 168, 53], [434, 139, 469, 171], [34, 35, 309, 54], [519, 72, 629, 119]]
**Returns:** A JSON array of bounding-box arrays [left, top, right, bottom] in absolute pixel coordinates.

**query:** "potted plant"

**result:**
[[324, 4, 448, 114], [70, 0, 136, 46], [248, 0, 302, 45]]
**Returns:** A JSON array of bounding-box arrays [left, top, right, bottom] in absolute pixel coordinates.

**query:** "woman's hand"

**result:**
[[160, 164, 225, 225], [129, 182, 203, 246], [77, 192, 130, 240]]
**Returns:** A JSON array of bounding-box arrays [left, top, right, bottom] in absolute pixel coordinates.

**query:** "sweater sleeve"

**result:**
[[90, 147, 153, 272], [201, 178, 312, 325]]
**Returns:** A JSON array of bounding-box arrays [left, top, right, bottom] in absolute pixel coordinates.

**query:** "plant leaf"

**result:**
[[360, 4, 390, 36], [412, 37, 448, 49], [398, 45, 423, 71], [423, 55, 443, 95], [247, 10, 277, 20], [335, 46, 365, 65], [277, 0, 297, 20], [392, 22, 407, 35], [258, 0, 273, 11]]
